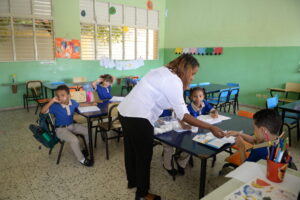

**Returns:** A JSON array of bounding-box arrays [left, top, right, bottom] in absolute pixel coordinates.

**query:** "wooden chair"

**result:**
[[23, 80, 45, 112], [94, 102, 122, 160], [70, 91, 87, 103], [73, 77, 87, 83], [268, 82, 300, 104]]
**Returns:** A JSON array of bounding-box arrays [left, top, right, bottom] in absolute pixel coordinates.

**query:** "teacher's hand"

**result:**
[[209, 126, 225, 138]]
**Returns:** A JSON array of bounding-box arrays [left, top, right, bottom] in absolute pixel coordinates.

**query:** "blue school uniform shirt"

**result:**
[[96, 84, 112, 108], [49, 99, 79, 127], [246, 147, 268, 162], [159, 109, 173, 117], [187, 100, 213, 117]]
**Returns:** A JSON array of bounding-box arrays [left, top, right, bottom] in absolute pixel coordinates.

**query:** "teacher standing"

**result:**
[[118, 54, 224, 200]]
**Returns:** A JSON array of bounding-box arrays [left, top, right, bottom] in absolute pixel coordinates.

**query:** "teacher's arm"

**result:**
[[182, 114, 225, 138]]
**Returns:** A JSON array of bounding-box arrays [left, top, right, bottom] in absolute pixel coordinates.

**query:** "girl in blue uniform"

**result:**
[[92, 74, 114, 109]]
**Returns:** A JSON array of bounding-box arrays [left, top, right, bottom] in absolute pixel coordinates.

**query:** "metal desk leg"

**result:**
[[51, 89, 54, 97], [199, 158, 207, 199], [280, 110, 285, 134], [44, 87, 48, 98], [87, 118, 94, 164]]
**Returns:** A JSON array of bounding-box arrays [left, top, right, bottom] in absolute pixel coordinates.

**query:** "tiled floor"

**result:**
[[0, 107, 299, 200]]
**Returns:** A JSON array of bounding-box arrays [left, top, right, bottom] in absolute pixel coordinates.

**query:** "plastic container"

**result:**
[[266, 159, 288, 183]]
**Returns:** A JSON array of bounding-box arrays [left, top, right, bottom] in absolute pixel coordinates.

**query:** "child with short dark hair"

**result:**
[[227, 109, 282, 163], [187, 87, 218, 118], [41, 85, 92, 167], [92, 74, 114, 108]]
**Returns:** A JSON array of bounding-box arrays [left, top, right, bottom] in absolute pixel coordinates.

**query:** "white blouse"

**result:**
[[118, 66, 189, 126]]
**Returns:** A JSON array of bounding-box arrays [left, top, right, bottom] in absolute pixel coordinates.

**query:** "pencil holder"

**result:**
[[266, 159, 288, 183]]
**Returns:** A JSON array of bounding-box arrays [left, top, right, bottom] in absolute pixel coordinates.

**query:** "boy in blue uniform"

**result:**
[[41, 85, 92, 167], [92, 74, 114, 109], [227, 109, 282, 163], [187, 87, 218, 118]]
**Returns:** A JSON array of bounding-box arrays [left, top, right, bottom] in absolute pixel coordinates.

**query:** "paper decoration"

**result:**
[[147, 0, 153, 10], [109, 6, 116, 15], [81, 10, 86, 17], [175, 47, 223, 56], [205, 48, 214, 55], [55, 38, 81, 59], [189, 48, 197, 55], [123, 26, 129, 33], [175, 48, 183, 54], [100, 57, 145, 70]]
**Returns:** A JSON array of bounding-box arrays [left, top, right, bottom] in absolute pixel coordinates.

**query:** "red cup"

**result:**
[[266, 159, 288, 183]]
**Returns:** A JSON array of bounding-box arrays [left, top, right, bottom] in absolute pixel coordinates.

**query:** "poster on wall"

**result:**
[[100, 57, 144, 70], [55, 38, 81, 59]]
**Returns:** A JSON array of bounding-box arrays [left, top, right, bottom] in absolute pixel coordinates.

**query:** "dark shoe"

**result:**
[[135, 193, 161, 200], [81, 149, 89, 158], [163, 165, 177, 176], [175, 159, 185, 175], [127, 182, 136, 189], [80, 159, 93, 167]]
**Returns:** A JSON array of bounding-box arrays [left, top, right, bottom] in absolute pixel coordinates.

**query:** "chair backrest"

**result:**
[[27, 80, 43, 97], [285, 82, 300, 92], [219, 89, 230, 98], [237, 110, 254, 119], [92, 91, 102, 103], [108, 102, 120, 129], [73, 77, 87, 83], [189, 83, 198, 88], [266, 96, 279, 109], [70, 91, 86, 103], [198, 82, 210, 86], [227, 82, 239, 87], [230, 87, 240, 96]]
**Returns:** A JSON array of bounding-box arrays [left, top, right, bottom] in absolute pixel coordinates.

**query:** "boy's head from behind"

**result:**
[[55, 85, 70, 104], [253, 109, 282, 142], [189, 87, 205, 105], [100, 74, 113, 87]]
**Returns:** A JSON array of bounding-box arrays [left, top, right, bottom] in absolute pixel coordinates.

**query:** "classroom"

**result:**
[[1, 0, 300, 199]]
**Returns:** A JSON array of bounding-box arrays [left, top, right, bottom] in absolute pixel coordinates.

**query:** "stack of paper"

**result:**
[[192, 132, 235, 149], [110, 96, 125, 102], [197, 115, 231, 125], [78, 106, 100, 113]]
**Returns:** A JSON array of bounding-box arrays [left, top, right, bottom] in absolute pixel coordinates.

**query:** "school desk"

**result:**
[[43, 82, 91, 98], [201, 159, 300, 200], [153, 113, 253, 199]]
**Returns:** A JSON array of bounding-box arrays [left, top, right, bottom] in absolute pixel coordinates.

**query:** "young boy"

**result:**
[[227, 109, 282, 163], [41, 85, 92, 167], [92, 74, 114, 108]]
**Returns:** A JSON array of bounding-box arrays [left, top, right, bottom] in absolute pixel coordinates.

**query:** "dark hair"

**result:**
[[55, 84, 70, 94], [253, 109, 282, 134], [189, 87, 205, 99], [165, 54, 199, 89], [100, 74, 113, 83]]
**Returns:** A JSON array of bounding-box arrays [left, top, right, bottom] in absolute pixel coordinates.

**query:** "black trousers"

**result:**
[[119, 114, 154, 197]]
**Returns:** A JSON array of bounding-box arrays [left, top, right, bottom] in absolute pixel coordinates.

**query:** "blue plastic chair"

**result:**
[[207, 89, 230, 112], [266, 96, 299, 146], [227, 83, 239, 87], [228, 87, 240, 113]]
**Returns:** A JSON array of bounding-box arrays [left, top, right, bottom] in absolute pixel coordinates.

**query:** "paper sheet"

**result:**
[[226, 161, 300, 194], [197, 115, 231, 124], [78, 106, 100, 113], [110, 96, 125, 102], [192, 132, 235, 149]]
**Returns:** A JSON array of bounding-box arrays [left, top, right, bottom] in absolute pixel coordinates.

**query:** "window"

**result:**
[[80, 0, 159, 61], [0, 0, 54, 62]]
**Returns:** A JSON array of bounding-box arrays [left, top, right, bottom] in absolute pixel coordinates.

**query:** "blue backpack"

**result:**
[[29, 114, 58, 149]]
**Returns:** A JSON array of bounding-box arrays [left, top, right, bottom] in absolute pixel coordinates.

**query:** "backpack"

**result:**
[[29, 113, 59, 149]]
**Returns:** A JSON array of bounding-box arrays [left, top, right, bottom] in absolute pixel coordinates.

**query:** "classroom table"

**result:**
[[201, 159, 300, 200], [43, 82, 91, 98], [153, 113, 253, 199], [201, 84, 237, 94], [76, 106, 108, 164], [279, 100, 300, 140]]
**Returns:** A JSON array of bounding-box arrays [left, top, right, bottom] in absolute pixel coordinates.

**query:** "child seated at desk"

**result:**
[[41, 85, 92, 167], [162, 88, 219, 176], [92, 74, 114, 108], [227, 109, 282, 163]]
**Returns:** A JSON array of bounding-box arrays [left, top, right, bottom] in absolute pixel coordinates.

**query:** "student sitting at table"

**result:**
[[92, 74, 114, 108], [187, 87, 218, 118], [41, 85, 92, 167], [226, 109, 282, 163]]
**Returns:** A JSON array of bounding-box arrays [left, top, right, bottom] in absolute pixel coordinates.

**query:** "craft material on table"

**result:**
[[192, 132, 235, 149], [197, 114, 231, 124], [78, 106, 100, 113]]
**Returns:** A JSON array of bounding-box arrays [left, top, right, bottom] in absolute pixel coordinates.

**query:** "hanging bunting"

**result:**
[[197, 48, 206, 55], [147, 0, 153, 10], [123, 26, 129, 33], [109, 6, 116, 15], [189, 48, 197, 55], [182, 48, 189, 54], [205, 48, 214, 55], [174, 47, 223, 56], [175, 48, 183, 54], [214, 47, 223, 55]]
